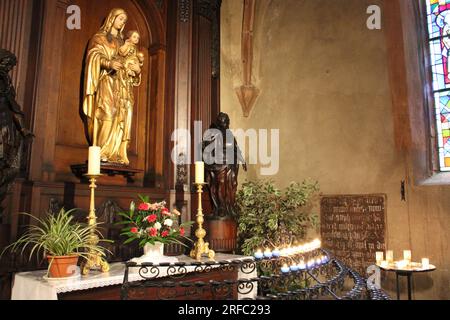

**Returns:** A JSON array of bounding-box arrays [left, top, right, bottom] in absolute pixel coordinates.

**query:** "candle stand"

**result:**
[[80, 174, 110, 275], [190, 183, 215, 261]]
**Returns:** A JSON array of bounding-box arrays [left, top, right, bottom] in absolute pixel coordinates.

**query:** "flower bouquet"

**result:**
[[118, 195, 193, 263]]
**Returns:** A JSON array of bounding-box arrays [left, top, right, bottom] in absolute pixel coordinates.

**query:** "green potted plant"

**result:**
[[1, 208, 110, 278], [235, 179, 320, 256]]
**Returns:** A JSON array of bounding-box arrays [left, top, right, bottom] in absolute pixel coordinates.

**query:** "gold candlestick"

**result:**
[[80, 174, 109, 275], [190, 183, 215, 261]]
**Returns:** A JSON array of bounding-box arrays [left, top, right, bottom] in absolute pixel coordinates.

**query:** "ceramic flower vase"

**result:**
[[131, 242, 179, 264]]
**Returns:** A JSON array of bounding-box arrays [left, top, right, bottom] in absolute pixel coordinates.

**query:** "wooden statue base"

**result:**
[[71, 163, 143, 183], [206, 216, 237, 253]]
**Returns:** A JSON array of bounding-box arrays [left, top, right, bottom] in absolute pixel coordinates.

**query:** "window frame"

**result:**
[[416, 0, 450, 183]]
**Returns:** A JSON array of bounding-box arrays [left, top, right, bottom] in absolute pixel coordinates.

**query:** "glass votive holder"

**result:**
[[376, 251, 384, 264], [403, 250, 412, 263], [264, 249, 273, 259], [421, 258, 430, 269], [386, 250, 394, 263], [290, 264, 299, 272], [272, 249, 281, 258], [281, 264, 290, 273], [254, 250, 263, 260]]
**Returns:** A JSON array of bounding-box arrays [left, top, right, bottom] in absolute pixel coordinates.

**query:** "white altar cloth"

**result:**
[[11, 254, 257, 300]]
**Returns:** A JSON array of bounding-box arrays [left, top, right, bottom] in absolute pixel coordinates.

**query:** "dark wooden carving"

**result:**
[[180, 0, 191, 22], [320, 194, 387, 275], [204, 113, 246, 218], [203, 113, 246, 253], [48, 198, 64, 215], [0, 49, 33, 218]]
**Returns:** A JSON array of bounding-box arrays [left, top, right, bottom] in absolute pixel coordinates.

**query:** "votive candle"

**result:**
[[403, 250, 412, 262], [376, 252, 384, 264], [254, 249, 263, 260], [264, 248, 273, 259], [281, 264, 290, 273], [272, 248, 281, 258], [386, 250, 394, 263], [298, 261, 306, 270], [421, 258, 430, 269]]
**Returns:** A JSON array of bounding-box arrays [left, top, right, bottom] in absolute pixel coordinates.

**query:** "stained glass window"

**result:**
[[426, 0, 450, 171]]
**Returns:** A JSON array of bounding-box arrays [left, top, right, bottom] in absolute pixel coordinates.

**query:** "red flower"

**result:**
[[179, 227, 185, 236], [139, 203, 151, 211], [161, 208, 171, 216], [161, 230, 169, 237], [130, 227, 138, 234], [149, 228, 157, 237], [147, 214, 157, 223]]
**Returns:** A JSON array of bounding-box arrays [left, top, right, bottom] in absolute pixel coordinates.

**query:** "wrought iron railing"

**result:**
[[121, 249, 390, 300]]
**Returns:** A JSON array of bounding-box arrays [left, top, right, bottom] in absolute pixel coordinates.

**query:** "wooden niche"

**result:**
[[35, 0, 168, 188]]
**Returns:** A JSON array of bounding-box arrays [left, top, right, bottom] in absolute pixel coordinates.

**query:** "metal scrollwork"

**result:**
[[138, 266, 160, 279], [121, 249, 391, 300]]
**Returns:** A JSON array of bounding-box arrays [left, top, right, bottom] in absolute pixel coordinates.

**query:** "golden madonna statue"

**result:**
[[82, 8, 144, 165]]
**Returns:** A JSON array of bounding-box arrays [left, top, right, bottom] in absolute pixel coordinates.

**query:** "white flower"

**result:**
[[164, 219, 173, 227], [154, 222, 162, 230]]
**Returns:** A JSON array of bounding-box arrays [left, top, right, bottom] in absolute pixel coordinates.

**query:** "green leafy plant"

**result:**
[[118, 195, 194, 248], [1, 208, 111, 261], [235, 179, 320, 256]]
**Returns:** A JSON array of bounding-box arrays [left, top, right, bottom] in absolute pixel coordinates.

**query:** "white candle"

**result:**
[[194, 161, 204, 184], [396, 260, 408, 269], [422, 258, 430, 269], [386, 250, 394, 263], [88, 146, 101, 175], [403, 250, 412, 262], [376, 252, 384, 264]]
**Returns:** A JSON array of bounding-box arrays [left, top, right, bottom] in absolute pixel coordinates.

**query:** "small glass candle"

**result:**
[[386, 250, 394, 263], [421, 258, 430, 269], [321, 255, 328, 264], [264, 249, 273, 259], [298, 261, 306, 270], [403, 250, 412, 262], [396, 260, 408, 269], [272, 248, 281, 258], [376, 252, 384, 264], [316, 257, 322, 265], [307, 259, 315, 269], [254, 249, 263, 260], [290, 264, 299, 272], [281, 264, 290, 273]]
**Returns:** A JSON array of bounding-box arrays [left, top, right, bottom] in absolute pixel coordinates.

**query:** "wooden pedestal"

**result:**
[[206, 216, 237, 254]]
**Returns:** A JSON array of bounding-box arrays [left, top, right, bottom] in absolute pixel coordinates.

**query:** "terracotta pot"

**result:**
[[46, 255, 79, 278]]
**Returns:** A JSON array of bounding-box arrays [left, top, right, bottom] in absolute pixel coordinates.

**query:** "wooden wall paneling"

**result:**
[[0, 0, 34, 107], [145, 47, 167, 188], [164, 0, 178, 192], [28, 0, 70, 183], [169, 0, 194, 233], [190, 0, 222, 223]]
